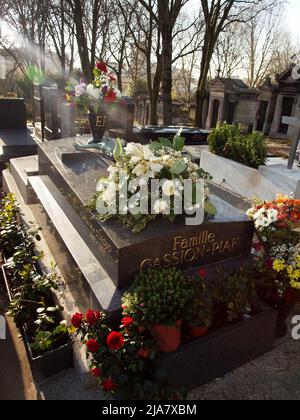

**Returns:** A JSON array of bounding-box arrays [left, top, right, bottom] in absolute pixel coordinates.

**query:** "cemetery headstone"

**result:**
[[38, 137, 254, 289], [134, 126, 210, 145], [0, 98, 27, 129]]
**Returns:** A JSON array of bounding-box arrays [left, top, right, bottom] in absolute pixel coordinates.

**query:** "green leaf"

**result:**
[[93, 68, 101, 78], [170, 161, 188, 175], [113, 138, 123, 161], [173, 136, 185, 152], [158, 137, 173, 148], [149, 142, 164, 153], [204, 201, 217, 216]]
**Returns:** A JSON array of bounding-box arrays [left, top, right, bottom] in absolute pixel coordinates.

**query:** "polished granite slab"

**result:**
[[38, 137, 254, 288]]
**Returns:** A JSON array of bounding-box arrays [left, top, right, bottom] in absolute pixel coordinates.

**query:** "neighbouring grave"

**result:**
[[0, 98, 38, 173], [134, 125, 210, 145]]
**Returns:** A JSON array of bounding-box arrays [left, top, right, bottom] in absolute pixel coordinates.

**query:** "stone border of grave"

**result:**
[[159, 302, 277, 391], [201, 150, 300, 201]]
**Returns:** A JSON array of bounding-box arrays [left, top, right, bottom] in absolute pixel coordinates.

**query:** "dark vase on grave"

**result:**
[[88, 107, 108, 144]]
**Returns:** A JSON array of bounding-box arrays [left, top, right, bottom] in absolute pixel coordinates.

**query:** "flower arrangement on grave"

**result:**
[[247, 195, 300, 336], [65, 62, 122, 142], [70, 310, 183, 400], [247, 195, 300, 293], [90, 133, 217, 233]]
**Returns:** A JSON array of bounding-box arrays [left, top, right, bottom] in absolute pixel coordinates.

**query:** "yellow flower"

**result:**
[[290, 280, 300, 290], [273, 259, 286, 272], [288, 266, 300, 281], [68, 325, 77, 335]]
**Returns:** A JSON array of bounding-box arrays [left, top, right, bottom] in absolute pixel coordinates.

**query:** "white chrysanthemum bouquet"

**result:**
[[90, 133, 216, 233]]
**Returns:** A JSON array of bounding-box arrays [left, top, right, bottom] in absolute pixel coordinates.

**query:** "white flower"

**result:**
[[102, 183, 117, 205], [162, 180, 177, 197], [132, 163, 149, 177], [86, 84, 100, 100], [253, 207, 266, 220], [125, 143, 145, 158], [154, 200, 169, 214], [149, 160, 163, 174], [114, 88, 122, 99], [267, 209, 278, 223], [255, 216, 270, 229], [75, 83, 86, 97]]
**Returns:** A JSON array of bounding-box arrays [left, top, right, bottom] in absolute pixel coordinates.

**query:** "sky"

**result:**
[[189, 0, 300, 42], [287, 0, 300, 41]]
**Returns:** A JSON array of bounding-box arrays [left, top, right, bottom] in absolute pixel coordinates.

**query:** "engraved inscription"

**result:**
[[140, 231, 241, 270], [96, 115, 107, 127]]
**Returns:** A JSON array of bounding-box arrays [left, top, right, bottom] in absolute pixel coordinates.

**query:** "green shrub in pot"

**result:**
[[122, 267, 199, 327]]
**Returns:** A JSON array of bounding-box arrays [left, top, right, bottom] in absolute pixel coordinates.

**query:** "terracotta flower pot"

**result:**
[[188, 323, 208, 338], [150, 321, 182, 352]]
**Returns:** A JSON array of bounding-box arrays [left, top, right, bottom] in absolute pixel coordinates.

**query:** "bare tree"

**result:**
[[194, 0, 279, 127], [118, 0, 163, 125], [242, 7, 283, 87], [106, 2, 134, 91], [137, 0, 190, 124], [65, 0, 111, 82], [268, 33, 297, 79], [212, 23, 244, 78], [46, 0, 76, 83]]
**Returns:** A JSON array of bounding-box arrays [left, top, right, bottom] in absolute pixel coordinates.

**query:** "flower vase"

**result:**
[[150, 321, 182, 353], [88, 109, 108, 144]]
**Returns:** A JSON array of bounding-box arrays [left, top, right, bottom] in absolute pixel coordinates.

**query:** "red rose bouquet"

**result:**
[[66, 62, 122, 113], [70, 309, 182, 399]]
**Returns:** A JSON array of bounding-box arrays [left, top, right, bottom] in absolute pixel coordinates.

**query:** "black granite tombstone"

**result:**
[[0, 98, 27, 129], [42, 85, 61, 140], [38, 137, 254, 289], [133, 125, 210, 145], [109, 96, 135, 141]]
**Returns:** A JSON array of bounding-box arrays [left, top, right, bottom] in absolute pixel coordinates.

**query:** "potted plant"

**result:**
[[209, 264, 259, 329], [0, 194, 73, 376], [66, 62, 122, 143], [247, 196, 300, 337], [70, 310, 183, 400], [122, 267, 199, 352], [185, 269, 212, 338]]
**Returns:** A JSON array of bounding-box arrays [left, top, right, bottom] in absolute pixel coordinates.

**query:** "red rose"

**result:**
[[198, 269, 207, 278], [86, 310, 101, 326], [86, 338, 99, 353], [121, 317, 134, 328], [96, 62, 108, 73], [102, 378, 117, 392], [91, 367, 102, 378], [104, 90, 117, 103], [71, 313, 83, 329], [107, 332, 124, 350]]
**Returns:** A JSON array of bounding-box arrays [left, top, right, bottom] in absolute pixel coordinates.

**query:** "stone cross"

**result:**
[[282, 108, 300, 170]]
